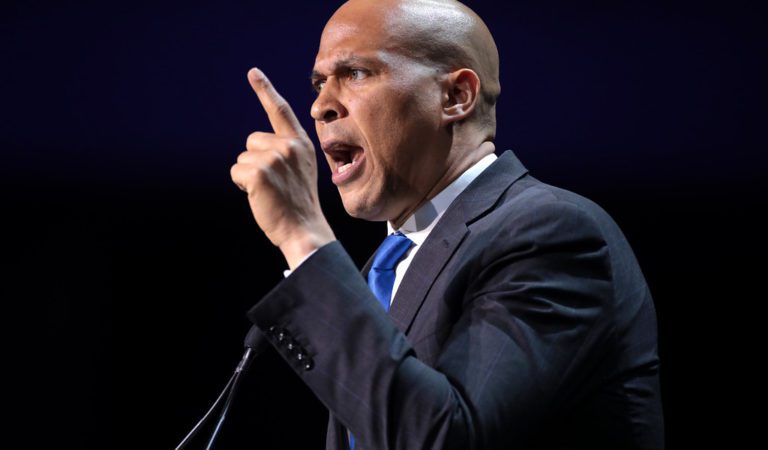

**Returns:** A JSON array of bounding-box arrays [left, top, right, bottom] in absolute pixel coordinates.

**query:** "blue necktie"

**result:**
[[367, 231, 413, 312], [350, 232, 412, 450]]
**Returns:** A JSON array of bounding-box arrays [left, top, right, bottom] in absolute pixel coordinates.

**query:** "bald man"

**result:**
[[231, 1, 665, 449]]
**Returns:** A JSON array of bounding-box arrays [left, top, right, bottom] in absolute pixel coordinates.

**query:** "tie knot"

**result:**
[[371, 232, 413, 270]]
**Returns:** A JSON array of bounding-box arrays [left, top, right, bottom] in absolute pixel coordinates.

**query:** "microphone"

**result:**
[[231, 325, 269, 375], [243, 325, 270, 358], [175, 325, 270, 449]]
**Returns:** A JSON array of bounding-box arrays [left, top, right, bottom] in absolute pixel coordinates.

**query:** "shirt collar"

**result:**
[[387, 153, 497, 246]]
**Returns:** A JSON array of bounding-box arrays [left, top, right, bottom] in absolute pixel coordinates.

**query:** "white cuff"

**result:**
[[282, 248, 319, 278]]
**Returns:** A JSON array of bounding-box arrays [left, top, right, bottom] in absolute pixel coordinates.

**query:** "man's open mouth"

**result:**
[[322, 141, 366, 183]]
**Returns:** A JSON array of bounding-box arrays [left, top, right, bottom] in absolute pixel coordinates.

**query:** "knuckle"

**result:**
[[232, 156, 268, 183], [282, 137, 308, 161], [286, 137, 302, 153], [246, 132, 263, 149], [274, 100, 292, 117], [230, 164, 247, 190]]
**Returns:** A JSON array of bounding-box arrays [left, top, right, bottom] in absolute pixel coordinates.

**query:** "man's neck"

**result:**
[[389, 141, 496, 230]]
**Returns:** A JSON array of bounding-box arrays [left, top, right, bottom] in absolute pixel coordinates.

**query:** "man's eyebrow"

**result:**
[[310, 56, 380, 81]]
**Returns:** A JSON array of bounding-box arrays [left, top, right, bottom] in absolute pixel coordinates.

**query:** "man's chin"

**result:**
[[339, 193, 386, 222]]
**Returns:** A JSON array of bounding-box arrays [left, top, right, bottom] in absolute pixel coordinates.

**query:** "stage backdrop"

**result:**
[[3, 0, 764, 448]]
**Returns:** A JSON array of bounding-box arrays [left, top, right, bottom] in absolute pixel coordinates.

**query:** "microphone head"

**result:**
[[243, 325, 270, 355]]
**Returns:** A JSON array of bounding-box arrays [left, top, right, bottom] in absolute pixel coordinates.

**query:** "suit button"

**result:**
[[277, 331, 286, 342], [287, 341, 296, 351], [267, 325, 276, 334], [296, 352, 305, 361], [303, 359, 314, 371]]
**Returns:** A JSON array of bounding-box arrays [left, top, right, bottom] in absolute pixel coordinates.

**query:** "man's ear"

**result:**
[[441, 68, 481, 126]]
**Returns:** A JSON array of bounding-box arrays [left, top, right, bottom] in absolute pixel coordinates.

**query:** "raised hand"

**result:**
[[231, 68, 335, 269]]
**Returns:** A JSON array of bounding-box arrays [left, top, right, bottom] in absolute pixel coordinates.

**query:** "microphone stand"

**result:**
[[175, 326, 267, 449]]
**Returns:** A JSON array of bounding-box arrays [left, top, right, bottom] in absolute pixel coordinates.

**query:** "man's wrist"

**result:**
[[279, 226, 336, 270]]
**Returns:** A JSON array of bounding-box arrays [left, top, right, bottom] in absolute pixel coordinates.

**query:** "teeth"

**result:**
[[335, 150, 361, 175]]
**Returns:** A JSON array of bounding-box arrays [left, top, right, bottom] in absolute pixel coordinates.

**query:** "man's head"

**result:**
[[310, 0, 500, 226]]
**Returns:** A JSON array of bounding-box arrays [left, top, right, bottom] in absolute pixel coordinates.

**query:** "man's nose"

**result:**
[[310, 80, 347, 123]]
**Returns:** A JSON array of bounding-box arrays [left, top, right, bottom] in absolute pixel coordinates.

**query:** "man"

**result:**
[[230, 0, 665, 448]]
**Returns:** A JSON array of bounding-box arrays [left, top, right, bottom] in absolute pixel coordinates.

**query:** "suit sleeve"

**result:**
[[246, 201, 615, 450]]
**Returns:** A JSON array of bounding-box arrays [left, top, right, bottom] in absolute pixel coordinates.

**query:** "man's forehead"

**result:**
[[314, 18, 396, 72], [319, 14, 388, 49]]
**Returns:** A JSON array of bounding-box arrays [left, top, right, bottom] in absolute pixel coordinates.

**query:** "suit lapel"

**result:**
[[342, 151, 528, 450], [387, 217, 467, 333], [387, 150, 529, 334]]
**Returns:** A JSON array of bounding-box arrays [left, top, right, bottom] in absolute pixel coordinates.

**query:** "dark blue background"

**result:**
[[3, 0, 764, 448]]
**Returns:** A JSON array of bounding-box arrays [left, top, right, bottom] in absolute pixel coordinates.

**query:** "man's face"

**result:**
[[310, 7, 449, 223]]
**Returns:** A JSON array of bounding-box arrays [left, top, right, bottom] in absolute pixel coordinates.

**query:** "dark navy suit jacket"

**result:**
[[247, 150, 665, 449]]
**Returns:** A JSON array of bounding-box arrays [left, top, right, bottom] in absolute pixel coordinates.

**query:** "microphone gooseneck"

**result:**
[[175, 325, 268, 450]]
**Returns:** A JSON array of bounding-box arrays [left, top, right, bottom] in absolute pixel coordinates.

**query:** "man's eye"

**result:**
[[314, 81, 325, 92], [349, 69, 366, 80]]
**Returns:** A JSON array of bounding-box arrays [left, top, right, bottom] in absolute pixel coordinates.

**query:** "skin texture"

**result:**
[[231, 0, 501, 269]]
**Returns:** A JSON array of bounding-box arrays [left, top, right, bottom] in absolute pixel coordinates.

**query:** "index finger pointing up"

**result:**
[[247, 67, 306, 137]]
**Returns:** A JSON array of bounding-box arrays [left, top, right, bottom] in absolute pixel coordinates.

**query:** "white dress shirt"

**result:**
[[385, 153, 497, 305]]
